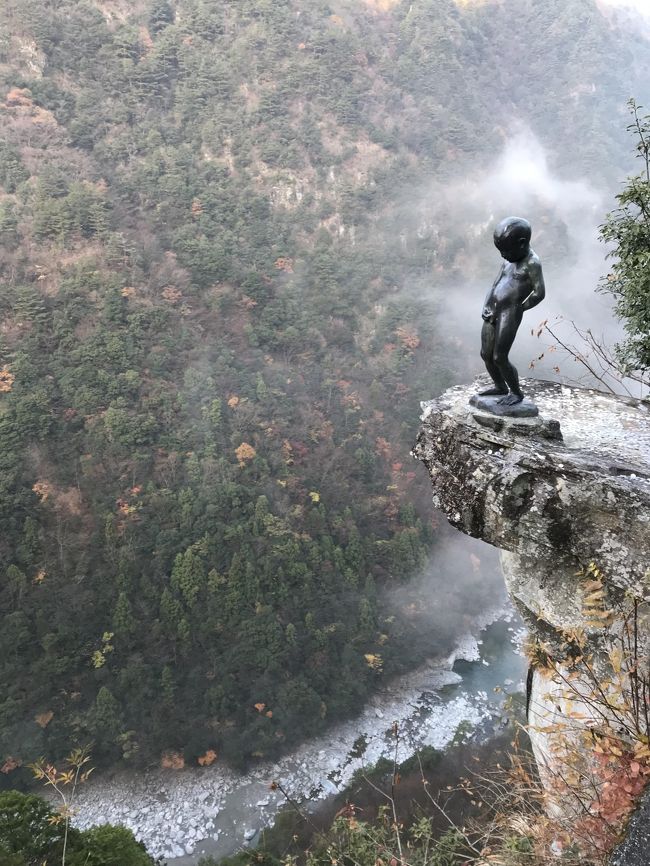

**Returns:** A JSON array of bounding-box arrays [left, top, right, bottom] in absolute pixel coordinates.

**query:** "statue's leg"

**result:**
[[493, 308, 524, 405], [479, 320, 508, 395]]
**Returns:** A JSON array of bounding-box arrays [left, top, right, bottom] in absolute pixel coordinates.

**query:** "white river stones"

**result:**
[[62, 605, 522, 862]]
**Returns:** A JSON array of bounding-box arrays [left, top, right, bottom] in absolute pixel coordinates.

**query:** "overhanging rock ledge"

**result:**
[[413, 378, 650, 853], [413, 378, 650, 602]]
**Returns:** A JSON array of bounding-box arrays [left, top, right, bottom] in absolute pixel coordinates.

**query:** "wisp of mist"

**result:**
[[400, 129, 641, 644], [429, 130, 630, 392]]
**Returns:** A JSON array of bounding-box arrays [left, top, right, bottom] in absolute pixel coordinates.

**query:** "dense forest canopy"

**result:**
[[0, 0, 649, 773], [0, 788, 155, 865]]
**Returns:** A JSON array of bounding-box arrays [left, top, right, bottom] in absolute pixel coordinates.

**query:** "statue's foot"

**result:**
[[497, 393, 524, 406], [478, 386, 508, 397]]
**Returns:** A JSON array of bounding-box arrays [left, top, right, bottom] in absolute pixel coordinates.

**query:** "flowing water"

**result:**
[[68, 608, 526, 863]]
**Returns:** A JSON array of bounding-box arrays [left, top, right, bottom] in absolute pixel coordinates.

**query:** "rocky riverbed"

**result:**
[[62, 605, 526, 863]]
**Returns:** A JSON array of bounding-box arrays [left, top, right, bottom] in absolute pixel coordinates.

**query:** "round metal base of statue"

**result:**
[[469, 393, 539, 417]]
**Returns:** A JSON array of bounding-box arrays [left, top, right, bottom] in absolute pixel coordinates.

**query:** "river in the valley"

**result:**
[[66, 604, 526, 864]]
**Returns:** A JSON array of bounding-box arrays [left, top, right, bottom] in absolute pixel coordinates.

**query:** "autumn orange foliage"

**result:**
[[274, 256, 294, 273], [5, 87, 32, 107], [522, 582, 650, 861], [0, 366, 15, 392], [161, 751, 185, 769], [375, 437, 392, 461], [1, 756, 21, 774], [162, 286, 183, 304], [395, 325, 420, 351], [32, 480, 52, 502], [35, 710, 54, 729], [575, 739, 650, 850], [235, 442, 256, 466], [364, 653, 383, 671], [197, 749, 217, 766]]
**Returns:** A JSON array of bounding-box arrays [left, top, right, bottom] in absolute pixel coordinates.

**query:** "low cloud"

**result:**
[[384, 530, 507, 657], [599, 0, 650, 17], [422, 130, 628, 391]]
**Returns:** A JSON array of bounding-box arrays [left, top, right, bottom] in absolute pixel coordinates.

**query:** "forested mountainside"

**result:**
[[0, 0, 648, 772]]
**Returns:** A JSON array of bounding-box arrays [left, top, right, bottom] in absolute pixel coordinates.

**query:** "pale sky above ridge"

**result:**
[[600, 0, 650, 17]]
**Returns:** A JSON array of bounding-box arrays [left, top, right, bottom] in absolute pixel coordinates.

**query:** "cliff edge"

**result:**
[[414, 379, 650, 858]]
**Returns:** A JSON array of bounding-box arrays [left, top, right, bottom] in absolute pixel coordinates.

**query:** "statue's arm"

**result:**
[[483, 263, 504, 307], [521, 261, 545, 311]]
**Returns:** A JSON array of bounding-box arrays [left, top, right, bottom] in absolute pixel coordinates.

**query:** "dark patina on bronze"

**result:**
[[470, 217, 545, 417]]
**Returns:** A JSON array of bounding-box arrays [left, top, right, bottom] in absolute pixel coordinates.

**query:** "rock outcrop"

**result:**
[[414, 378, 650, 855], [610, 787, 650, 866]]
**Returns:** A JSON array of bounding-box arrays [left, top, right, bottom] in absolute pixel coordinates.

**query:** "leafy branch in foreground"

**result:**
[[599, 99, 650, 377], [29, 746, 93, 866]]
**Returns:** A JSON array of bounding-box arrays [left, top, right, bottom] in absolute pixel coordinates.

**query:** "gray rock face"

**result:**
[[469, 393, 540, 417], [413, 379, 650, 599], [414, 378, 650, 851], [610, 787, 650, 866]]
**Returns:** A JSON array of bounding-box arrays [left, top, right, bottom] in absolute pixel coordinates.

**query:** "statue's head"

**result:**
[[493, 217, 531, 262]]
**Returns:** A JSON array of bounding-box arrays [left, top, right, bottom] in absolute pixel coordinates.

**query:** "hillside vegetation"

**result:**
[[0, 0, 648, 771]]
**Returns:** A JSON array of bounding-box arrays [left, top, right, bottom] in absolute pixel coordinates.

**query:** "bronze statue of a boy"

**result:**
[[478, 216, 545, 406]]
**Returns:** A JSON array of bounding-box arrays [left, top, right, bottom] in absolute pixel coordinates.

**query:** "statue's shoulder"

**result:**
[[524, 249, 543, 274], [527, 248, 542, 267]]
